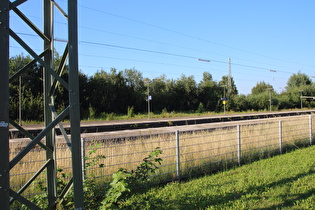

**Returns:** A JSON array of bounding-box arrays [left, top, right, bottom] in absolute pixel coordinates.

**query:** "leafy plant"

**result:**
[[84, 142, 106, 173], [196, 102, 205, 113], [102, 147, 163, 209], [127, 106, 135, 118], [21, 142, 106, 209]]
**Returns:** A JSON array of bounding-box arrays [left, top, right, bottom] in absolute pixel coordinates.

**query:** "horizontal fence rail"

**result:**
[[9, 114, 315, 206]]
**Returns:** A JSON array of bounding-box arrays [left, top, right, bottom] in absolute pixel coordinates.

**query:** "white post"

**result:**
[[309, 115, 313, 145], [175, 130, 181, 179], [279, 121, 282, 154], [237, 125, 241, 166]]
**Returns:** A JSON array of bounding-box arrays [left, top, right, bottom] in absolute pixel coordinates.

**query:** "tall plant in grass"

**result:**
[[102, 147, 163, 209], [20, 143, 106, 209], [82, 142, 106, 209], [196, 102, 205, 114], [127, 106, 135, 118]]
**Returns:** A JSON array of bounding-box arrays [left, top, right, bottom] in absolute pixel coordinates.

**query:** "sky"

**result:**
[[9, 0, 315, 94]]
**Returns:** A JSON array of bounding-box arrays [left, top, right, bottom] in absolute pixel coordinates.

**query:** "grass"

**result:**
[[112, 145, 315, 209]]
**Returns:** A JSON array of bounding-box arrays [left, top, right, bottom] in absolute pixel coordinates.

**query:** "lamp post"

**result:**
[[144, 79, 151, 119], [220, 85, 227, 114], [147, 86, 151, 119], [267, 88, 272, 112], [299, 90, 303, 109]]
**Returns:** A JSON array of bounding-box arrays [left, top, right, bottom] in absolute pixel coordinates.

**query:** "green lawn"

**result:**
[[102, 146, 315, 209]]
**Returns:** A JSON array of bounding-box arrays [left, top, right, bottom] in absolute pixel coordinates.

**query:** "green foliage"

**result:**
[[161, 107, 169, 117], [10, 53, 315, 121], [127, 106, 135, 118], [85, 142, 106, 172], [88, 105, 96, 119], [117, 146, 315, 209], [196, 102, 205, 113], [286, 71, 312, 90], [251, 81, 273, 95], [20, 143, 106, 209], [102, 147, 163, 209]]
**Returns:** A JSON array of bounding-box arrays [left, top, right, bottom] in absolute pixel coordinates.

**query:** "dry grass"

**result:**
[[9, 115, 315, 198]]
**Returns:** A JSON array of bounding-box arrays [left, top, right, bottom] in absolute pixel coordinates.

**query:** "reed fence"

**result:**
[[9, 114, 314, 200]]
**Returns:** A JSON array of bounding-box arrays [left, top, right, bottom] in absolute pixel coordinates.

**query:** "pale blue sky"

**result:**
[[9, 0, 315, 94]]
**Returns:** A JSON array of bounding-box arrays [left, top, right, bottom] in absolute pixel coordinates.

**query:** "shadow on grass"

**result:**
[[131, 166, 315, 209]]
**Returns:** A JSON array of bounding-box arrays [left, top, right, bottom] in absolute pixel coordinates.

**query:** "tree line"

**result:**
[[9, 54, 315, 121]]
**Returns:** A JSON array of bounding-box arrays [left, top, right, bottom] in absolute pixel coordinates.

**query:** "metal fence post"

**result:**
[[81, 138, 86, 180], [308, 115, 313, 145], [279, 121, 282, 154], [175, 130, 181, 179], [237, 125, 241, 166]]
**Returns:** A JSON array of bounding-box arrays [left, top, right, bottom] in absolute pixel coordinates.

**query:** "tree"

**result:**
[[218, 75, 238, 112], [197, 72, 219, 111], [218, 75, 238, 96], [286, 71, 312, 91], [123, 68, 144, 92], [174, 74, 198, 111], [150, 75, 167, 112], [123, 68, 146, 112], [251, 81, 273, 95], [9, 54, 43, 121]]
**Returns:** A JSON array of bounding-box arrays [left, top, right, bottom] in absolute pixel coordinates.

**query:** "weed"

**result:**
[[127, 106, 135, 118], [102, 147, 163, 209], [20, 143, 106, 209], [196, 102, 205, 114]]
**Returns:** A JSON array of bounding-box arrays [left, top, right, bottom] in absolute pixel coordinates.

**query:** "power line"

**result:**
[[79, 4, 315, 69], [11, 5, 314, 73], [80, 41, 197, 60], [80, 40, 296, 75]]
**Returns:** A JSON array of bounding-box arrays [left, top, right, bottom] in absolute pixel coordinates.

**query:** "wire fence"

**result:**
[[9, 114, 314, 201]]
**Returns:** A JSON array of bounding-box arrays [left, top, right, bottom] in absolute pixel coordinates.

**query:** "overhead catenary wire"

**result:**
[[79, 3, 315, 70], [10, 31, 301, 80], [8, 1, 314, 95], [11, 3, 314, 72], [11, 3, 314, 75], [80, 40, 295, 75]]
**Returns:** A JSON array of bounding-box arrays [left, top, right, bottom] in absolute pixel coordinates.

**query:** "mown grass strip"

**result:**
[[109, 146, 315, 209]]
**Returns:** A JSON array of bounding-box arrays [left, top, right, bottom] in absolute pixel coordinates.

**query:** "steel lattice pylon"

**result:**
[[0, 0, 84, 209]]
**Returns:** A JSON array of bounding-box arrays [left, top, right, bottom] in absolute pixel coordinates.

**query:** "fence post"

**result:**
[[279, 121, 282, 154], [237, 125, 241, 166], [309, 115, 313, 145], [175, 130, 181, 179], [81, 138, 86, 180]]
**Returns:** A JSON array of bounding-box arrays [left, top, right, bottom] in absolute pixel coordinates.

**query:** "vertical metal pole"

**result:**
[[228, 58, 231, 94], [81, 138, 86, 180], [279, 121, 282, 154], [0, 1, 10, 209], [223, 87, 226, 115], [269, 90, 272, 112], [237, 125, 241, 166], [175, 130, 181, 179], [68, 0, 84, 208], [308, 115, 313, 145], [147, 85, 150, 119], [299, 90, 303, 109], [44, 0, 57, 206]]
